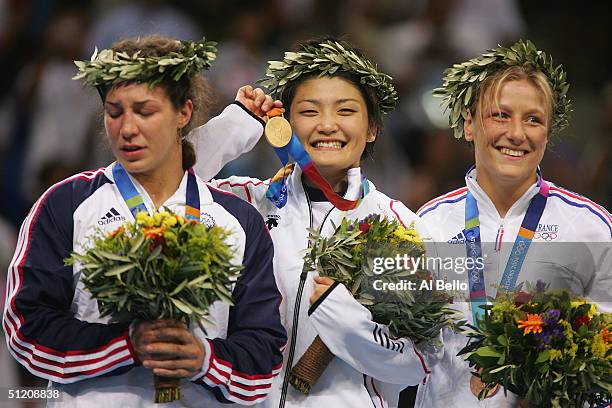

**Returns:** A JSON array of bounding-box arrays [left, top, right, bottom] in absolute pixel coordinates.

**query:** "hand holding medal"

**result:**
[[235, 85, 283, 119]]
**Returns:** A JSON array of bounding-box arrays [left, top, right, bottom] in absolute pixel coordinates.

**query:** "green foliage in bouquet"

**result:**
[[304, 214, 461, 345], [459, 282, 611, 407], [65, 210, 242, 331]]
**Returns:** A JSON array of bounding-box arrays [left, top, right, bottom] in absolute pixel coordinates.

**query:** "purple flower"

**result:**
[[543, 309, 561, 325], [536, 280, 547, 293], [536, 332, 552, 349], [550, 326, 564, 340]]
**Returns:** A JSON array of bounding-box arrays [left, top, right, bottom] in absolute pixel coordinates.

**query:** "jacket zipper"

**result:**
[[278, 193, 334, 408], [495, 221, 504, 252]]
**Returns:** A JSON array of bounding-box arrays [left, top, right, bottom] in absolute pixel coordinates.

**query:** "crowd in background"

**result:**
[[0, 0, 610, 405]]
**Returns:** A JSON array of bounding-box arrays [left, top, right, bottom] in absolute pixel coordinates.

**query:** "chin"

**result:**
[[494, 165, 535, 186], [118, 160, 149, 175]]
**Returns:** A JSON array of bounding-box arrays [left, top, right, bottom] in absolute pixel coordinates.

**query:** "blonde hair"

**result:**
[[472, 66, 555, 133]]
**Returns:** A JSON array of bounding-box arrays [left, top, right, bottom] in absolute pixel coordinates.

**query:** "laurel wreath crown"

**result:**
[[73, 38, 217, 89], [433, 39, 571, 140], [260, 40, 398, 114]]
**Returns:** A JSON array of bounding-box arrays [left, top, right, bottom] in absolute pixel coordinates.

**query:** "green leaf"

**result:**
[[170, 297, 194, 314], [536, 350, 550, 363], [104, 263, 135, 277], [97, 250, 131, 262], [475, 346, 503, 358], [169, 279, 188, 296]]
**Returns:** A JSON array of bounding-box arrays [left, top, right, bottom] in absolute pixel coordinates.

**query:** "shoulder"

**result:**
[[204, 184, 269, 240], [363, 189, 428, 233], [416, 186, 468, 218], [546, 183, 611, 239], [20, 168, 110, 247], [35, 168, 110, 214]]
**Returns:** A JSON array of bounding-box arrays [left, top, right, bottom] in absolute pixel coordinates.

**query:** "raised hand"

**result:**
[[235, 85, 283, 119]]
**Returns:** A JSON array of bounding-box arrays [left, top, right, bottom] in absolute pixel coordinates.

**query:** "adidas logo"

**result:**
[[98, 207, 126, 226], [448, 230, 467, 244]]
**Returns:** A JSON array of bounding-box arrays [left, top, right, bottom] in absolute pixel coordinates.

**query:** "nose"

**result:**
[[506, 117, 526, 144], [120, 113, 138, 140], [316, 112, 339, 135]]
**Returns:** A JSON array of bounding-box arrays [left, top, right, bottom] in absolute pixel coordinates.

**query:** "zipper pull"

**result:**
[[495, 223, 504, 252]]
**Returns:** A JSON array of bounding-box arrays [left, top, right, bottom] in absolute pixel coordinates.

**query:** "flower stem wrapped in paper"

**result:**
[[288, 215, 461, 394], [65, 210, 242, 403], [459, 282, 612, 407]]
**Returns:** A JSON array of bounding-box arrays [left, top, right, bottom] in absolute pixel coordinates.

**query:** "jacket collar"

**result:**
[[286, 165, 368, 204], [106, 163, 213, 214], [464, 165, 543, 219]]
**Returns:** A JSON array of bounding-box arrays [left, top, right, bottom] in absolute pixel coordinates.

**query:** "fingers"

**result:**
[[235, 85, 284, 118], [140, 331, 205, 379], [236, 85, 254, 100], [149, 367, 199, 378], [309, 284, 329, 305], [314, 276, 334, 285], [131, 320, 191, 362]]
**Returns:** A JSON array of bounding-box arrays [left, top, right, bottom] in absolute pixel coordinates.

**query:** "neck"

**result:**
[[476, 171, 537, 218], [304, 168, 349, 193], [133, 165, 185, 210]]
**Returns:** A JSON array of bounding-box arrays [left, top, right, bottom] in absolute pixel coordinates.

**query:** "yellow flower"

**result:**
[[153, 212, 164, 226], [491, 298, 518, 323], [517, 314, 544, 335], [549, 349, 563, 362], [162, 216, 178, 228], [565, 342, 578, 359], [136, 211, 152, 226], [591, 333, 609, 358], [570, 301, 597, 318], [558, 320, 578, 358], [392, 223, 423, 248]]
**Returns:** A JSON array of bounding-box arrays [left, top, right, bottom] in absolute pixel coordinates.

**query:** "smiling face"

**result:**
[[104, 82, 192, 180], [288, 76, 376, 185], [465, 78, 550, 193]]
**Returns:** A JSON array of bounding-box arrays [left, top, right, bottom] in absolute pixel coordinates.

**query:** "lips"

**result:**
[[497, 146, 527, 158], [120, 144, 145, 158], [310, 140, 346, 149]]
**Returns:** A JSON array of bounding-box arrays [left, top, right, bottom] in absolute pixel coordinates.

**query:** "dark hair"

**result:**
[[108, 35, 215, 170], [278, 38, 384, 159]]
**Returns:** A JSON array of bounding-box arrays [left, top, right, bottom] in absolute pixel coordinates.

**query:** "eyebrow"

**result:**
[[296, 98, 361, 105], [491, 103, 546, 116], [104, 100, 157, 108]]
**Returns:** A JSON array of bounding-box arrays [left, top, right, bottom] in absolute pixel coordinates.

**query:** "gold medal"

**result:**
[[469, 374, 500, 399], [264, 116, 292, 148]]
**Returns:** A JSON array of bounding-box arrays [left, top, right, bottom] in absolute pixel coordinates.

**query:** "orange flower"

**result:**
[[143, 227, 164, 238], [603, 327, 610, 344], [517, 314, 545, 335], [108, 225, 125, 238]]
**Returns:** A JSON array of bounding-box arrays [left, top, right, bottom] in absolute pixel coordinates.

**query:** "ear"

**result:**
[[177, 99, 194, 129], [463, 111, 475, 142], [366, 127, 377, 143]]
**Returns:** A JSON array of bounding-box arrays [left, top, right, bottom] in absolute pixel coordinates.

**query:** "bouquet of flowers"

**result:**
[[289, 215, 461, 394], [65, 210, 242, 403], [459, 282, 611, 407]]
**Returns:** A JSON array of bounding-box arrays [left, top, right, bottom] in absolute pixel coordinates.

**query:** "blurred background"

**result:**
[[0, 0, 610, 406]]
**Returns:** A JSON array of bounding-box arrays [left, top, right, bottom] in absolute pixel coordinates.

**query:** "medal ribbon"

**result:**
[[265, 110, 368, 210], [465, 180, 549, 326], [112, 162, 200, 221]]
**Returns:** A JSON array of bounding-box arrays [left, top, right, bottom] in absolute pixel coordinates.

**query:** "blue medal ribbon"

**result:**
[[465, 179, 549, 326], [112, 162, 200, 220], [266, 132, 369, 209]]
